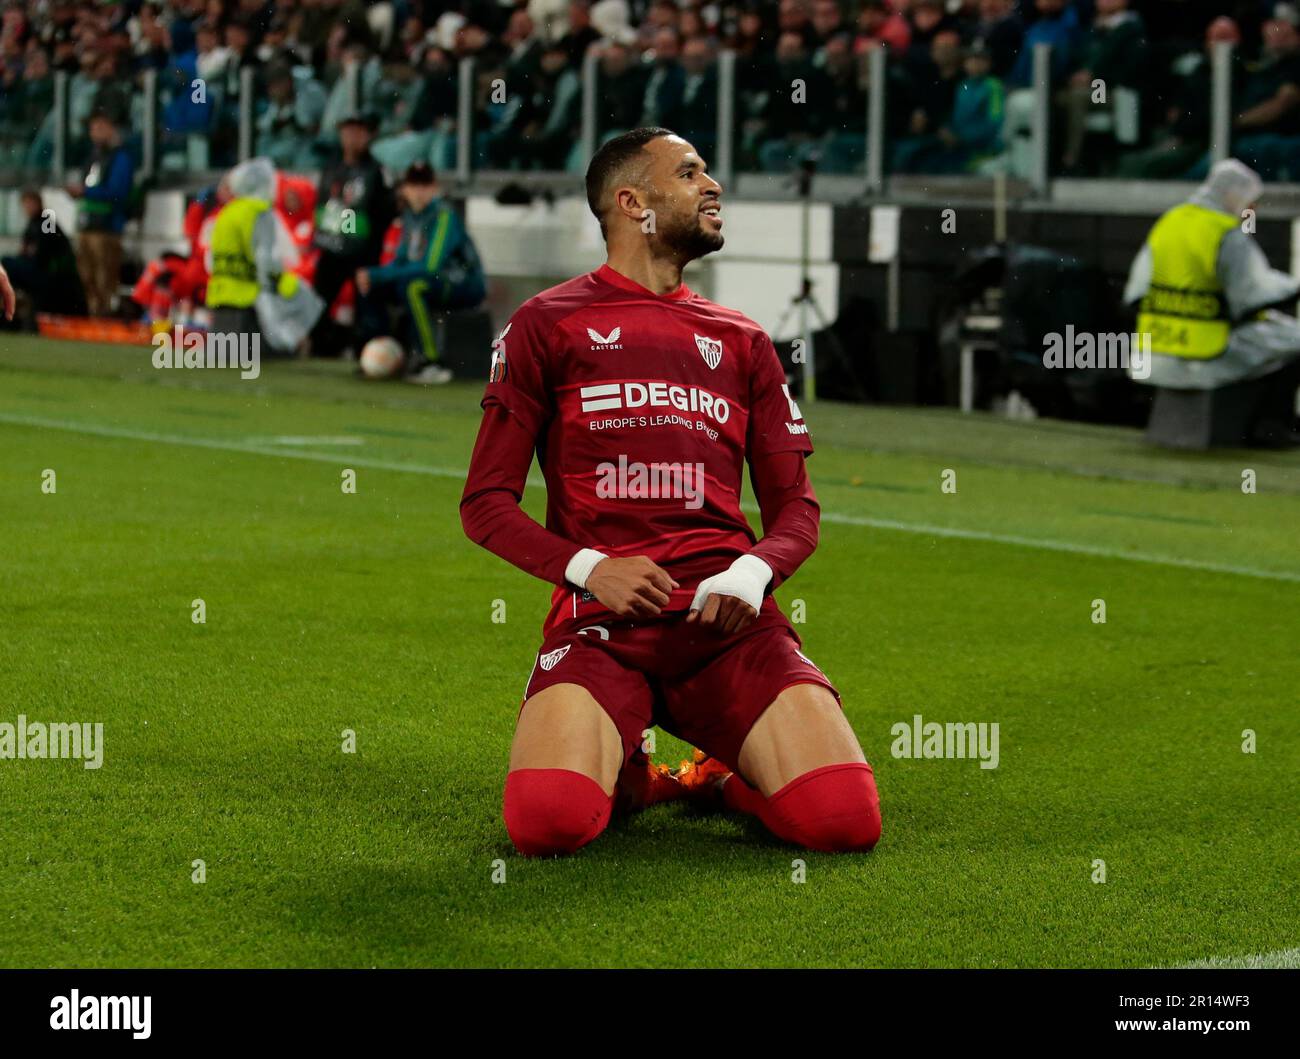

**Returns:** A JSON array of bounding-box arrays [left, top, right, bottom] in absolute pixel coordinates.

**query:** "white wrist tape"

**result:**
[[565, 548, 609, 589], [689, 554, 773, 613]]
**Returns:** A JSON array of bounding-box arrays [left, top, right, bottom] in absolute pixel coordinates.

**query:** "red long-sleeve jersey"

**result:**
[[460, 263, 820, 635]]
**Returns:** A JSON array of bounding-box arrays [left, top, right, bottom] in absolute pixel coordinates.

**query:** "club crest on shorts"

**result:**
[[694, 333, 722, 370], [539, 644, 571, 671]]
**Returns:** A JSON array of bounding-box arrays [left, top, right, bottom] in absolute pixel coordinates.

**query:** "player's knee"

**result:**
[[778, 763, 881, 853], [502, 768, 612, 857]]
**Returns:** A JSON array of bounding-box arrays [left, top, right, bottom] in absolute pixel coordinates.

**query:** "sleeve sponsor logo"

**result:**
[[782, 383, 808, 434]]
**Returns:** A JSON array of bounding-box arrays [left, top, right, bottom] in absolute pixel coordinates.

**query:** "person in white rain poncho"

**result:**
[[205, 157, 324, 354], [1124, 159, 1300, 442]]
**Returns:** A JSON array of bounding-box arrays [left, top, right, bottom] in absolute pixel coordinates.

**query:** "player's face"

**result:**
[[643, 136, 724, 261]]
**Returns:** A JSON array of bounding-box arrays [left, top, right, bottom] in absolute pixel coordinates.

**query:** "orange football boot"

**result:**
[[613, 750, 687, 814], [670, 749, 732, 806]]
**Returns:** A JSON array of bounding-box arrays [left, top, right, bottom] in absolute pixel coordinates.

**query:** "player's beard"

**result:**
[[656, 206, 724, 263]]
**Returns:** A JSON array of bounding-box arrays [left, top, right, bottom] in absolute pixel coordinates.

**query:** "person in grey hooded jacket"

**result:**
[[1124, 159, 1300, 442], [205, 157, 323, 354]]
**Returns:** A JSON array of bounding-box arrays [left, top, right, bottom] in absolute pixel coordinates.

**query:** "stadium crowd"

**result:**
[[0, 1, 1297, 181]]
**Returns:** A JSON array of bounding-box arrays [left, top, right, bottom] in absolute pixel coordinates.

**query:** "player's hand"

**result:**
[[687, 591, 758, 635], [686, 555, 773, 635], [586, 555, 678, 618], [0, 264, 14, 320], [355, 269, 370, 295]]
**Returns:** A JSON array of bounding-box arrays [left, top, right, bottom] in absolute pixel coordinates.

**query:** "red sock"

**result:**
[[503, 768, 612, 857], [723, 762, 881, 852]]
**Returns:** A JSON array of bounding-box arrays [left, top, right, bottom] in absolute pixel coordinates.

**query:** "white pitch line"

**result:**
[[1176, 946, 1300, 969], [0, 413, 468, 478], [821, 512, 1300, 584], [3, 410, 1299, 585], [254, 436, 365, 446]]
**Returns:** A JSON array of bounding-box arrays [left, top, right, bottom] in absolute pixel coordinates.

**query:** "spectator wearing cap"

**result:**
[[917, 36, 1005, 173], [354, 163, 486, 384], [309, 110, 395, 356], [66, 109, 135, 316]]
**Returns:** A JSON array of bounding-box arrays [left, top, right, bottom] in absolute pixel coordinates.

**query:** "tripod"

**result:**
[[773, 155, 837, 403]]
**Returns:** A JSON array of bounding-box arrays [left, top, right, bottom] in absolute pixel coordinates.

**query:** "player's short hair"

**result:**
[[585, 126, 676, 240]]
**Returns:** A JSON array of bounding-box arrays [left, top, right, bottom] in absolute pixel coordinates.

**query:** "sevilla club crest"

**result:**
[[539, 645, 570, 671], [694, 333, 722, 370]]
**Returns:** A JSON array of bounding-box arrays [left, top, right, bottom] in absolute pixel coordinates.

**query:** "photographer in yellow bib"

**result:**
[[205, 158, 323, 356], [1125, 159, 1300, 445]]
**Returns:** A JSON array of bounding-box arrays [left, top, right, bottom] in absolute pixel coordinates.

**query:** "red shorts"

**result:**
[[521, 597, 839, 772]]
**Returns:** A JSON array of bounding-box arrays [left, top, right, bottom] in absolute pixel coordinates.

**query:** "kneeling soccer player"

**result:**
[[460, 127, 881, 857]]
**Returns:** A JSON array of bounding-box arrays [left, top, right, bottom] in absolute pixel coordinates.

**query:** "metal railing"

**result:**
[[17, 41, 1243, 194]]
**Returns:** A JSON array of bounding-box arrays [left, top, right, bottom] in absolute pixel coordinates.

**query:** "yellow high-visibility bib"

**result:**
[[206, 198, 269, 309], [1136, 202, 1239, 359]]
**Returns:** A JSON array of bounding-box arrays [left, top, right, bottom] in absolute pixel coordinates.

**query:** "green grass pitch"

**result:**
[[1, 336, 1296, 968]]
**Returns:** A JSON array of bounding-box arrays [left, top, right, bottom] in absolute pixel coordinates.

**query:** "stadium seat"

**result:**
[[2, 188, 26, 235], [433, 307, 495, 378], [39, 188, 78, 240], [1143, 381, 1266, 449], [141, 191, 186, 240]]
